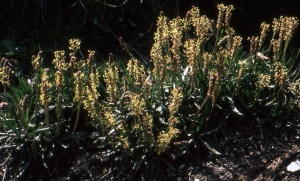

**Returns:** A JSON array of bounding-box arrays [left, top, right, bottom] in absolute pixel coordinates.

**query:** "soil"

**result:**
[[1, 122, 300, 181]]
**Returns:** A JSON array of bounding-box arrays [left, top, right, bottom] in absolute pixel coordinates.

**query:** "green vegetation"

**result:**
[[0, 4, 299, 179]]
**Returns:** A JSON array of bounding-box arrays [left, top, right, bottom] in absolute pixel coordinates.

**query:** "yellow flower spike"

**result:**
[[55, 70, 63, 87], [182, 11, 191, 32], [142, 113, 154, 144], [256, 74, 271, 90], [272, 18, 280, 35], [189, 6, 200, 23], [258, 22, 270, 50], [126, 59, 145, 86], [69, 39, 81, 52], [155, 11, 170, 47], [130, 93, 145, 116], [184, 39, 200, 77], [104, 63, 119, 102], [157, 126, 180, 154], [150, 11, 171, 84], [90, 66, 100, 92], [271, 39, 280, 61], [72, 70, 86, 134], [189, 6, 211, 42], [39, 69, 52, 106], [157, 131, 171, 154], [53, 50, 67, 71], [274, 62, 288, 91], [74, 71, 85, 103], [99, 105, 129, 149], [169, 87, 183, 118], [225, 5, 234, 29], [156, 88, 182, 154], [86, 50, 96, 68], [88, 50, 95, 61], [230, 36, 242, 59], [202, 52, 213, 70], [100, 105, 116, 127], [236, 61, 246, 90], [196, 16, 211, 42], [39, 69, 52, 128], [216, 4, 226, 30], [212, 73, 220, 108], [82, 67, 100, 119], [32, 51, 43, 70], [0, 66, 9, 86], [225, 27, 235, 49], [170, 17, 183, 59], [290, 82, 300, 95]]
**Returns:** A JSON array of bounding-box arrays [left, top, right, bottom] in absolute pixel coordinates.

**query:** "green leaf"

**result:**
[[33, 127, 51, 133], [199, 138, 221, 155], [57, 141, 70, 149], [0, 136, 8, 140], [200, 120, 224, 136], [265, 98, 276, 106], [227, 97, 243, 115], [133, 155, 145, 170], [160, 157, 176, 171], [172, 145, 188, 159], [0, 115, 21, 138]]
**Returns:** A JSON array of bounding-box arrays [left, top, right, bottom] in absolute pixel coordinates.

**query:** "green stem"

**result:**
[[72, 102, 81, 134]]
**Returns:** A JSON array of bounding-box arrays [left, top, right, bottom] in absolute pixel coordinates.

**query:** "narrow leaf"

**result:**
[[227, 97, 243, 115]]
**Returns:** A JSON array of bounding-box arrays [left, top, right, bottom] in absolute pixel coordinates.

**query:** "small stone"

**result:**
[[287, 160, 300, 172]]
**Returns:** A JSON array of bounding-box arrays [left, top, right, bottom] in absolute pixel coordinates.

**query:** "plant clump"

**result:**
[[0, 4, 299, 180]]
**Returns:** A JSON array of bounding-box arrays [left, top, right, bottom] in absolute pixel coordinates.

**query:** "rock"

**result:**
[[287, 160, 300, 172]]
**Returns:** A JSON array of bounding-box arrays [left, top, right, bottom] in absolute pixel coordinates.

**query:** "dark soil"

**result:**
[[1, 122, 300, 181]]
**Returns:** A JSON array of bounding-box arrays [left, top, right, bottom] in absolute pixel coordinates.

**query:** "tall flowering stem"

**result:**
[[157, 88, 183, 154], [73, 71, 85, 133], [32, 51, 43, 123], [83, 65, 100, 119], [184, 38, 200, 87], [104, 62, 119, 103], [39, 69, 52, 127], [53, 50, 67, 134], [150, 11, 171, 95]]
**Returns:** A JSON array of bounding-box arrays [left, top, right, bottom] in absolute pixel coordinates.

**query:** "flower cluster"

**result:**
[[258, 22, 270, 50], [0, 59, 11, 87], [74, 71, 85, 103], [84, 67, 100, 119], [216, 4, 234, 30], [126, 59, 145, 86], [39, 69, 52, 106], [53, 51, 67, 87], [184, 39, 200, 77], [157, 88, 183, 154], [190, 6, 211, 42], [170, 17, 183, 59], [104, 63, 119, 102], [32, 51, 43, 70], [69, 38, 81, 52], [202, 52, 213, 70], [274, 62, 288, 90], [130, 93, 145, 116], [236, 61, 246, 90], [150, 12, 170, 81], [256, 74, 271, 90]]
